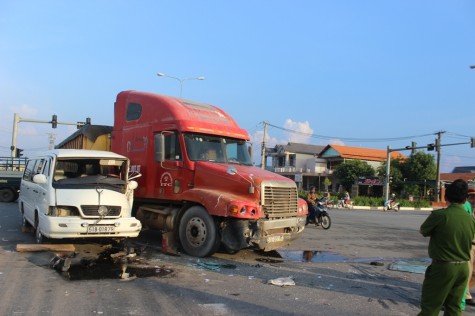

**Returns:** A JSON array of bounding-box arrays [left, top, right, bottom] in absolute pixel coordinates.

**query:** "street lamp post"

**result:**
[[157, 72, 205, 97]]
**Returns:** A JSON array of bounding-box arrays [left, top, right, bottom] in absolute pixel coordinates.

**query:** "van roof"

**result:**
[[27, 149, 128, 160]]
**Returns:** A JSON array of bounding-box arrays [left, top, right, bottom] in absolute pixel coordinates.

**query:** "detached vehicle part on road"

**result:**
[[18, 149, 142, 243]]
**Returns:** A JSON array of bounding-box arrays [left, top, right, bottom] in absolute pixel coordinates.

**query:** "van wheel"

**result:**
[[22, 215, 32, 227], [35, 216, 48, 244], [179, 206, 217, 257], [21, 215, 34, 233]]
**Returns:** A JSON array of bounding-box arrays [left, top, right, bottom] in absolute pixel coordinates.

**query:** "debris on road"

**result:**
[[267, 276, 295, 286], [195, 259, 237, 271], [370, 261, 385, 266], [39, 243, 176, 281], [388, 259, 430, 274]]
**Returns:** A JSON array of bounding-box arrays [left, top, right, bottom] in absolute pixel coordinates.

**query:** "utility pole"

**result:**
[[47, 133, 56, 150], [384, 145, 391, 203], [261, 122, 268, 169], [435, 131, 444, 202]]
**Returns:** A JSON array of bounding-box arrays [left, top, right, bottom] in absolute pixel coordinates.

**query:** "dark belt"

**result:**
[[432, 259, 468, 264]]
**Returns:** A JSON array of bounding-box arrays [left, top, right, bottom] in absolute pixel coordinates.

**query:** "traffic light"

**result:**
[[51, 114, 58, 128], [411, 141, 417, 155], [16, 148, 24, 157], [471, 137, 475, 148], [427, 143, 435, 151], [77, 117, 91, 129]]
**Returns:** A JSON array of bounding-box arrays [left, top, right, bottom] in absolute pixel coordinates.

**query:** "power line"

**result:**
[[265, 122, 436, 143]]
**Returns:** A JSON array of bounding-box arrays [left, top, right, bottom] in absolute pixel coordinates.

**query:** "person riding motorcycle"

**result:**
[[389, 193, 397, 208], [306, 187, 319, 225], [340, 191, 351, 208]]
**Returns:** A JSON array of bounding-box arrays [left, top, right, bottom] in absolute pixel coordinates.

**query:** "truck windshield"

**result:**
[[52, 158, 128, 191], [184, 133, 253, 165]]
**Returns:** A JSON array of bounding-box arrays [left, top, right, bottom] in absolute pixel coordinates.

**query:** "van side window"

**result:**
[[126, 103, 142, 121], [35, 159, 46, 175], [23, 160, 36, 181], [42, 159, 51, 176]]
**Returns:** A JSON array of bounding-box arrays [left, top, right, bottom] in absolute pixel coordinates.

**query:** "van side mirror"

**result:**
[[128, 180, 138, 190], [33, 174, 47, 184]]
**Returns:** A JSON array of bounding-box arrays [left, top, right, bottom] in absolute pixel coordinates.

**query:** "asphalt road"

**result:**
[[0, 203, 474, 315]]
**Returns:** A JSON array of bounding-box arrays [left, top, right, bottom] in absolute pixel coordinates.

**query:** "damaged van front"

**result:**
[[19, 149, 142, 243]]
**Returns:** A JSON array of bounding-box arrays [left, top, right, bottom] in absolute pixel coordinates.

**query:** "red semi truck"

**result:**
[[63, 90, 308, 257]]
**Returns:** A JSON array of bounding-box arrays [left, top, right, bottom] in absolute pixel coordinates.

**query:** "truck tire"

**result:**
[[0, 188, 15, 203], [178, 206, 217, 257]]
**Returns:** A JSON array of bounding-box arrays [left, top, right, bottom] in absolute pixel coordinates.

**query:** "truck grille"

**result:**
[[81, 205, 121, 217], [262, 181, 299, 218]]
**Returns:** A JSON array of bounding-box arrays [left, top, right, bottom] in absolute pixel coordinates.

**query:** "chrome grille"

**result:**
[[262, 181, 299, 218], [81, 205, 121, 217]]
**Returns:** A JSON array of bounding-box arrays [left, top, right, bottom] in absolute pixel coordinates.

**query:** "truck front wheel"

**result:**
[[179, 206, 217, 257]]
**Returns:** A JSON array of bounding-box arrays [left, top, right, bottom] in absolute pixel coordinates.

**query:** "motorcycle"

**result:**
[[384, 200, 400, 212], [306, 200, 331, 230], [336, 200, 353, 209]]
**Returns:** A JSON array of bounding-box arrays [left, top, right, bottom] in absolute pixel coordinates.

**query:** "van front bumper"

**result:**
[[40, 217, 142, 239]]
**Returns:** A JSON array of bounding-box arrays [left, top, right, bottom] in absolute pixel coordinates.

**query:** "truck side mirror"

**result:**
[[154, 134, 165, 162], [226, 166, 238, 175]]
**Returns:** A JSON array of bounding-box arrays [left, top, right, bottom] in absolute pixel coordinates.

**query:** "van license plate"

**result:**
[[87, 225, 115, 233], [267, 235, 284, 243]]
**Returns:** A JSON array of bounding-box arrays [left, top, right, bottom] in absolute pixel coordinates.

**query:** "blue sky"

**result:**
[[1, 1, 474, 172]]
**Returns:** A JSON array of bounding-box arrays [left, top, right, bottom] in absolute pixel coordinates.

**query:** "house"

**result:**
[[319, 144, 406, 171], [266, 143, 326, 191], [450, 166, 475, 173], [266, 142, 406, 195]]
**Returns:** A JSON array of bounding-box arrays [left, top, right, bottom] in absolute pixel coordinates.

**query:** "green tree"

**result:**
[[401, 152, 436, 197], [403, 152, 436, 181], [323, 178, 332, 192], [334, 160, 375, 191], [377, 158, 405, 193], [377, 152, 436, 198]]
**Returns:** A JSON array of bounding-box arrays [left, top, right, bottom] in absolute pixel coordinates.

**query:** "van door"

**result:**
[[20, 159, 38, 225], [35, 158, 51, 217]]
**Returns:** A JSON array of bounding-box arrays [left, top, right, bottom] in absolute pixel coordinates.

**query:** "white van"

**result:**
[[18, 149, 142, 243]]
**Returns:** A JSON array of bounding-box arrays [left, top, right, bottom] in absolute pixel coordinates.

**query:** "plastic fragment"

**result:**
[[267, 276, 295, 286]]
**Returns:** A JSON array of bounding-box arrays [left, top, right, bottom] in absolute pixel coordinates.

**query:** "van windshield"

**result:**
[[184, 133, 253, 165], [52, 158, 128, 191]]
